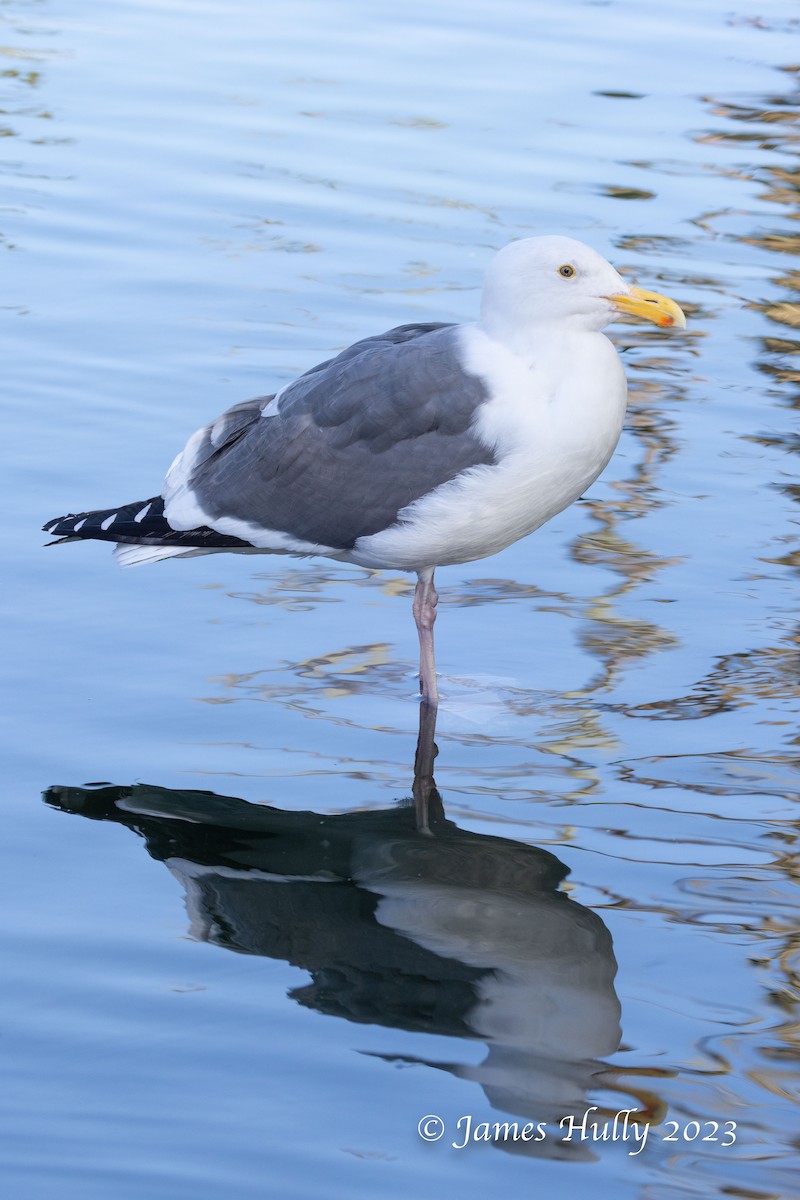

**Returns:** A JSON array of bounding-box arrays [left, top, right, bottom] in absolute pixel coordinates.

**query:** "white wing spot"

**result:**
[[100, 514, 117, 531], [259, 393, 282, 420], [133, 503, 152, 522], [73, 518, 87, 531]]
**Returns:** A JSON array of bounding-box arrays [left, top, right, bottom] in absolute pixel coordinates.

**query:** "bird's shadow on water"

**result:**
[[44, 704, 655, 1160]]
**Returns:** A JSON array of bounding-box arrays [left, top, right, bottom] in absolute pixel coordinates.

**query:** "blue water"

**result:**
[[3, 0, 799, 1196]]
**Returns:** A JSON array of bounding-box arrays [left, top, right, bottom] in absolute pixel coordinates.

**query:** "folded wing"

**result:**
[[164, 322, 494, 553]]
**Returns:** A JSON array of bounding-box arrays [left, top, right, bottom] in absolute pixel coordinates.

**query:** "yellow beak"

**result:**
[[608, 285, 687, 330]]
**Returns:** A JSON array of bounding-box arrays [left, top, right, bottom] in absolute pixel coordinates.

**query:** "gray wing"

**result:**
[[178, 323, 494, 550]]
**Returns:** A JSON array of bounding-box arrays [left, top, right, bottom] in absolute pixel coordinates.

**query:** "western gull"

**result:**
[[43, 235, 686, 706]]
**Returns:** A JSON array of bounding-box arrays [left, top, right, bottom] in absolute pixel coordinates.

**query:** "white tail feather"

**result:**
[[113, 543, 209, 568]]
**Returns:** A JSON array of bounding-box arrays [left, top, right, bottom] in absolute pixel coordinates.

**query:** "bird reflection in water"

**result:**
[[46, 705, 624, 1159]]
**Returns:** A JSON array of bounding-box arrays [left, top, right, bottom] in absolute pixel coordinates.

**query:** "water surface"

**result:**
[[3, 1, 799, 1197]]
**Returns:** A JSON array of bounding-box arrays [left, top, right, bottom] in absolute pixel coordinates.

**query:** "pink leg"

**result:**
[[413, 567, 439, 707]]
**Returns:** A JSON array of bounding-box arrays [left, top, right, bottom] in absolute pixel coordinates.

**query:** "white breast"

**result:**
[[350, 324, 627, 571]]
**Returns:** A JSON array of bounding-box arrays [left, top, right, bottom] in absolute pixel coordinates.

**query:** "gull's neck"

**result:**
[[476, 310, 601, 365]]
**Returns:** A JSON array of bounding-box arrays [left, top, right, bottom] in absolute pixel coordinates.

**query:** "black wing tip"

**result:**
[[41, 498, 165, 541], [43, 516, 70, 534], [42, 497, 253, 551]]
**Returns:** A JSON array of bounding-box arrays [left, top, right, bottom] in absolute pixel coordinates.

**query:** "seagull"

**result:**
[[43, 235, 685, 707]]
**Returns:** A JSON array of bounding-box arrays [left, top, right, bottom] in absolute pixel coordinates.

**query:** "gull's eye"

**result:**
[[558, 263, 576, 278]]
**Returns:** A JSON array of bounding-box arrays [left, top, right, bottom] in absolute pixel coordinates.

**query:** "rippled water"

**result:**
[[4, 0, 800, 1197]]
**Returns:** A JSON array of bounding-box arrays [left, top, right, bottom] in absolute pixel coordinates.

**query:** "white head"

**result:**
[[479, 235, 685, 353]]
